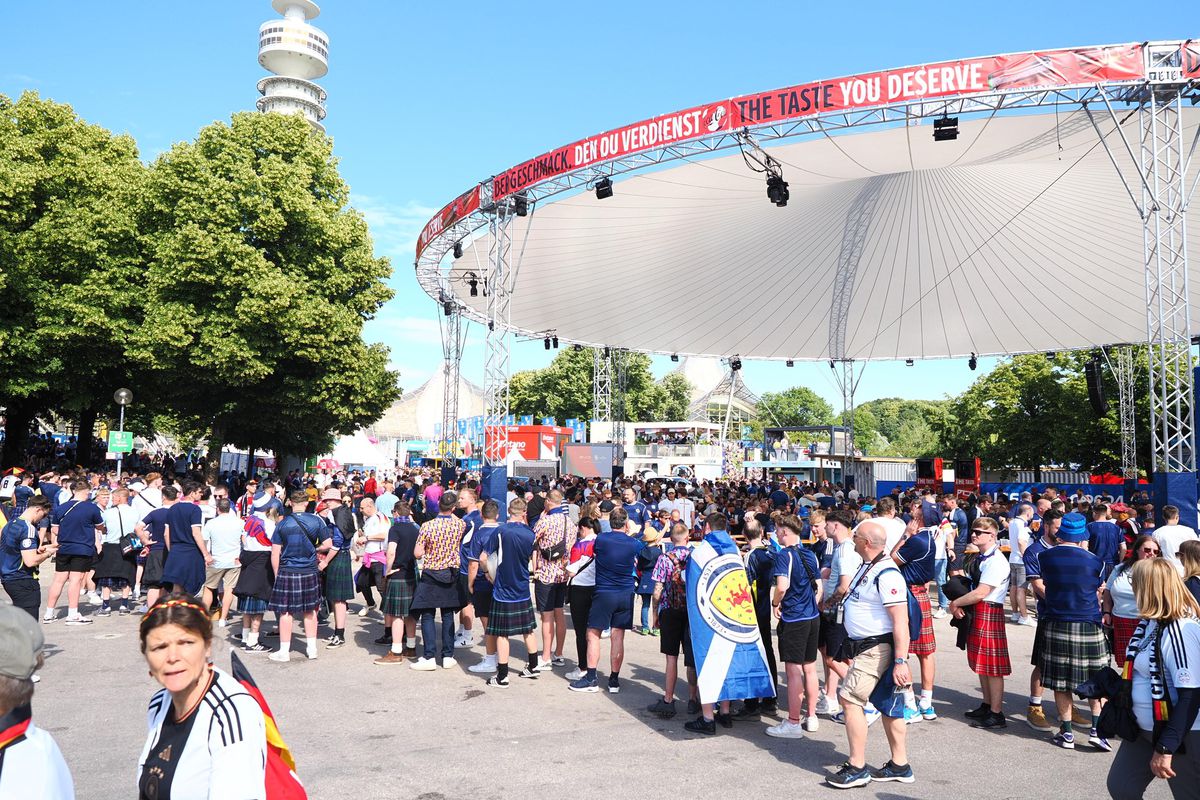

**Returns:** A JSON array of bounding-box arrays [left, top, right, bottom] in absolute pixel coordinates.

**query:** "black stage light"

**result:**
[[467, 275, 478, 297], [453, 241, 463, 259], [1047, 351, 1057, 359], [443, 302, 453, 317], [730, 357, 742, 372], [544, 338, 551, 350], [552, 336, 559, 349], [603, 347, 610, 358], [595, 177, 613, 200], [573, 344, 583, 352], [933, 116, 959, 142], [905, 359, 914, 367], [968, 353, 977, 371], [786, 360, 794, 367], [513, 192, 528, 217], [766, 174, 790, 207], [671, 354, 679, 362]]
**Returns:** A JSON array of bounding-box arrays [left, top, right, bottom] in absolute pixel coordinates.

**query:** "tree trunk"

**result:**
[[1, 402, 34, 469], [205, 422, 225, 484], [1034, 464, 1043, 483], [76, 406, 98, 467]]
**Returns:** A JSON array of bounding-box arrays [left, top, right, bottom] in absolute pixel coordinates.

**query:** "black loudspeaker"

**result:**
[[1085, 358, 1107, 416]]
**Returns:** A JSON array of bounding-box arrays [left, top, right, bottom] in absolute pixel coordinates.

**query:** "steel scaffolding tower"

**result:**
[[613, 349, 628, 447], [1113, 346, 1139, 481], [593, 347, 612, 429], [483, 188, 515, 467], [438, 298, 465, 465]]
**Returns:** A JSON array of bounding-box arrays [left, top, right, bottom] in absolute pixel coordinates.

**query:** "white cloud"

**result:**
[[352, 194, 438, 260], [366, 314, 443, 346]]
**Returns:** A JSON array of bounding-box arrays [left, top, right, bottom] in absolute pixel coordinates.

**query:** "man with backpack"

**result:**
[[766, 514, 823, 738], [827, 520, 915, 789], [645, 521, 699, 718]]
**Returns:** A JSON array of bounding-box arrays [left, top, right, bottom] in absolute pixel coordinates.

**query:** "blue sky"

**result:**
[[2, 1, 1190, 409]]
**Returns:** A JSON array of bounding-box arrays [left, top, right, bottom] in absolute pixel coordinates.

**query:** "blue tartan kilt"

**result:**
[[238, 596, 269, 615], [323, 549, 355, 603], [486, 599, 538, 638], [381, 574, 417, 618], [268, 569, 322, 616]]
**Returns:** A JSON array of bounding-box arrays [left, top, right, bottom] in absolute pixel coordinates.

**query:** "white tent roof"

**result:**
[[450, 109, 1200, 361], [370, 370, 485, 440], [329, 430, 390, 470]]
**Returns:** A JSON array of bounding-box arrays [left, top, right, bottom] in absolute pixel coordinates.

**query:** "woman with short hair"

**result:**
[[1107, 559, 1200, 799], [137, 594, 267, 799]]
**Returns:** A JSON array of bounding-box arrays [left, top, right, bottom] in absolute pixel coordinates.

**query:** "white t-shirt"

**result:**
[[824, 538, 863, 599], [874, 516, 907, 553], [241, 517, 274, 553], [977, 547, 1011, 604], [1131, 618, 1200, 733], [101, 505, 141, 546], [1108, 564, 1139, 618], [843, 556, 907, 640], [0, 722, 75, 799], [1155, 524, 1198, 563], [929, 525, 947, 560], [677, 498, 696, 528], [129, 486, 163, 522], [0, 473, 19, 501], [362, 512, 389, 553], [203, 513, 244, 569], [1008, 518, 1031, 565]]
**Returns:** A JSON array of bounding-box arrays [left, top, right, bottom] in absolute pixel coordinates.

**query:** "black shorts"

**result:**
[[2, 578, 41, 617], [587, 590, 633, 631], [472, 582, 494, 619], [819, 614, 849, 662], [1031, 616, 1047, 667], [457, 573, 473, 607], [55, 553, 95, 573], [778, 617, 821, 665], [658, 607, 694, 667], [535, 580, 567, 612]]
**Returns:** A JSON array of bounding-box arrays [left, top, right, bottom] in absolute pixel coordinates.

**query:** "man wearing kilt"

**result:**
[[267, 491, 332, 663], [233, 512, 275, 653], [374, 503, 420, 665], [479, 497, 540, 687], [1037, 511, 1110, 751], [949, 516, 1011, 729], [317, 489, 355, 649], [409, 492, 468, 671], [891, 505, 939, 722]]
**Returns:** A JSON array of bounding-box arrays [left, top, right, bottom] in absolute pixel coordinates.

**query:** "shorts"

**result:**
[[841, 641, 893, 707], [457, 573, 473, 608], [658, 607, 694, 667], [472, 582, 494, 619], [1009, 562, 1028, 589], [819, 614, 849, 662], [778, 617, 821, 664], [55, 553, 95, 573], [141, 550, 166, 588], [2, 578, 41, 618], [535, 580, 568, 612], [203, 565, 242, 591], [587, 590, 634, 631]]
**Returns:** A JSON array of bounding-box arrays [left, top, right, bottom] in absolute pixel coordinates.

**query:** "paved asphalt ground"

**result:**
[[15, 568, 1173, 800]]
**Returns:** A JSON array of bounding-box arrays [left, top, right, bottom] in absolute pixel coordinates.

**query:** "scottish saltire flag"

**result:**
[[686, 530, 775, 704]]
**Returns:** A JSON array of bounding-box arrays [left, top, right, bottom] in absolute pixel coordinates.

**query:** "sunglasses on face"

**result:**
[[1140, 547, 1160, 555], [970, 529, 992, 536]]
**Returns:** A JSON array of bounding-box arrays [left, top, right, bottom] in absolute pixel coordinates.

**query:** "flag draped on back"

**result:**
[[229, 651, 308, 800], [686, 529, 776, 704]]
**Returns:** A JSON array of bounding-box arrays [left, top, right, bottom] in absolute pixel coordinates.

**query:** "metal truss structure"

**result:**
[[438, 297, 465, 463], [593, 347, 612, 427], [613, 349, 629, 446], [483, 188, 516, 467], [1110, 346, 1139, 480], [832, 360, 864, 473]]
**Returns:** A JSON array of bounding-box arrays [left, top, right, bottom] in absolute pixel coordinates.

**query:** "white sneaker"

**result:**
[[766, 719, 805, 739], [931, 607, 947, 619], [564, 668, 586, 681], [1018, 616, 1037, 627], [455, 634, 473, 648], [358, 606, 370, 617], [803, 716, 820, 732], [410, 657, 437, 671], [268, 651, 290, 662], [218, 619, 228, 629], [31, 674, 40, 684], [441, 657, 457, 669], [87, 592, 102, 604], [65, 615, 93, 626], [468, 656, 498, 674], [534, 659, 554, 673], [600, 628, 611, 639], [41, 614, 56, 625], [864, 704, 881, 726], [817, 695, 840, 716]]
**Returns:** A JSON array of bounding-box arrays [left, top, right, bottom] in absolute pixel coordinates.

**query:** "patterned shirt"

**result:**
[[651, 545, 691, 611], [532, 508, 578, 584], [416, 514, 465, 571]]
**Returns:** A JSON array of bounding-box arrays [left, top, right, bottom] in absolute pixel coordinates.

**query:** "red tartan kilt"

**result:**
[[967, 601, 1012, 676], [1112, 614, 1139, 668], [909, 584, 936, 655]]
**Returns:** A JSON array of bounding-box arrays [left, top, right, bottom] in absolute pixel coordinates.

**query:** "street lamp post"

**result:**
[[113, 388, 133, 482]]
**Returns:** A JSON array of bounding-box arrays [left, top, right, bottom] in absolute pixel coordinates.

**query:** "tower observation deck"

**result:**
[[256, 0, 328, 132]]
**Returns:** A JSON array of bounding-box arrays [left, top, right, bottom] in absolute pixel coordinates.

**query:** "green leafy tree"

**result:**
[[856, 398, 946, 457], [0, 92, 145, 467], [130, 112, 398, 464]]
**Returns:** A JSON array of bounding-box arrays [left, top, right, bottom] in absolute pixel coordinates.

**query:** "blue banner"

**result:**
[[875, 480, 1136, 502], [540, 416, 555, 426], [457, 419, 467, 436], [686, 530, 775, 704], [520, 415, 534, 425]]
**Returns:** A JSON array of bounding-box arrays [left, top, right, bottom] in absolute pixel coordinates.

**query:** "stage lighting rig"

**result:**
[[786, 360, 794, 367], [905, 359, 914, 367], [737, 129, 789, 207], [552, 336, 559, 349], [933, 116, 959, 141], [462, 271, 479, 297], [573, 344, 583, 352], [670, 354, 679, 362], [544, 337, 551, 350], [513, 192, 529, 216], [453, 240, 463, 259], [730, 356, 742, 372], [594, 177, 613, 200], [968, 353, 977, 371]]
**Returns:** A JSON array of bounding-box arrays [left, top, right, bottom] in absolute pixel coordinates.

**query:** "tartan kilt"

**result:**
[[1112, 614, 1140, 668], [486, 599, 537, 637], [268, 569, 322, 616], [381, 574, 417, 619], [966, 601, 1011, 676], [238, 596, 269, 615], [323, 549, 355, 603], [1039, 619, 1109, 691], [908, 584, 936, 655]]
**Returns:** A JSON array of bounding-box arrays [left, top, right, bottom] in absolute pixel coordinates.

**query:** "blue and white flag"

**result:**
[[686, 530, 775, 704]]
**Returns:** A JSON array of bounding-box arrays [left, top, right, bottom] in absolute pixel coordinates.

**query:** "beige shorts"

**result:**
[[203, 565, 241, 591], [840, 641, 893, 707]]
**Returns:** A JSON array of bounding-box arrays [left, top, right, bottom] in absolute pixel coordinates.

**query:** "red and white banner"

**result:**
[[415, 185, 481, 259], [419, 42, 1159, 259]]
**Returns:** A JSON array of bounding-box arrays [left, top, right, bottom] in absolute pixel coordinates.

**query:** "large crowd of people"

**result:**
[[2, 464, 1199, 797]]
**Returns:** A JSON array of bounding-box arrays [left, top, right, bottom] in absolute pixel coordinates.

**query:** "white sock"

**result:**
[[67, 607, 79, 618], [920, 689, 933, 707], [306, 637, 317, 652], [278, 643, 291, 655], [903, 689, 917, 709], [43, 608, 53, 620], [405, 637, 416, 649], [391, 642, 404, 655], [246, 632, 259, 647]]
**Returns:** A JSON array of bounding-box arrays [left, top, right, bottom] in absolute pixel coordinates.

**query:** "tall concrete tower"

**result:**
[[256, 0, 328, 132]]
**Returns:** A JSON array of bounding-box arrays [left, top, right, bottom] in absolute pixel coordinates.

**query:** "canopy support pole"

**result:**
[[438, 298, 465, 469], [613, 349, 628, 449], [593, 347, 612, 433], [721, 361, 739, 442]]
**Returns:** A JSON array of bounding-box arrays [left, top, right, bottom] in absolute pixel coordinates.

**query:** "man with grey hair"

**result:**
[[0, 605, 75, 796], [828, 520, 914, 789]]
